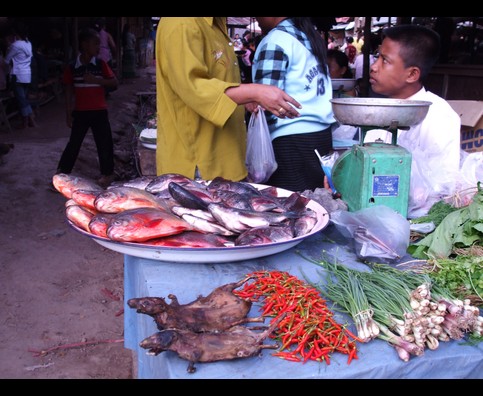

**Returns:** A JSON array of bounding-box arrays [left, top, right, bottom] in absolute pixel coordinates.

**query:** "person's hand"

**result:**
[[244, 102, 259, 113], [253, 84, 302, 118]]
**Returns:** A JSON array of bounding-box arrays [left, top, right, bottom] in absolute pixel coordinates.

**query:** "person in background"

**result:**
[[121, 23, 137, 78], [353, 29, 364, 55], [327, 49, 356, 97], [369, 24, 461, 217], [252, 17, 336, 192], [232, 33, 243, 51], [327, 35, 338, 50], [155, 17, 301, 182], [94, 18, 116, 69], [56, 28, 118, 187], [4, 23, 36, 128], [344, 36, 357, 67]]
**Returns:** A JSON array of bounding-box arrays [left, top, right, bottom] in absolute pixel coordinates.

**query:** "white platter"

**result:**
[[68, 184, 330, 263], [139, 141, 157, 150]]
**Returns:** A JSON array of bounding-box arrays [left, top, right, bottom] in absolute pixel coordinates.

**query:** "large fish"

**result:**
[[207, 203, 300, 234], [94, 186, 170, 213], [168, 182, 210, 210], [207, 177, 262, 196], [109, 176, 155, 191], [71, 189, 102, 211], [235, 225, 294, 246], [53, 173, 103, 199], [178, 213, 236, 236], [144, 231, 233, 248], [145, 173, 199, 195], [291, 210, 319, 237], [107, 207, 192, 242], [89, 213, 116, 238], [65, 204, 97, 232]]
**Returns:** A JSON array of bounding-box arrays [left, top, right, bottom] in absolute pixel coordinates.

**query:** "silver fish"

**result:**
[[179, 213, 236, 236], [291, 210, 318, 237], [145, 173, 200, 194], [235, 225, 294, 246], [207, 203, 299, 234], [171, 206, 215, 222], [207, 177, 262, 196], [109, 176, 156, 190]]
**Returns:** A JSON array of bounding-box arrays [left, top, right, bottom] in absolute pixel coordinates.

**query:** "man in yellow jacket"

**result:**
[[155, 17, 301, 181]]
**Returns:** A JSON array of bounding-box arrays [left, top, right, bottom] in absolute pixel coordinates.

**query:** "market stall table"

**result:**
[[123, 224, 483, 379]]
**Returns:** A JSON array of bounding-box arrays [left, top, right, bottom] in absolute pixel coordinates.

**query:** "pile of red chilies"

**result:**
[[234, 270, 359, 365]]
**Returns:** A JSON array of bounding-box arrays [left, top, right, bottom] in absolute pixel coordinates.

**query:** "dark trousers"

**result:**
[[266, 127, 333, 192], [57, 110, 114, 176]]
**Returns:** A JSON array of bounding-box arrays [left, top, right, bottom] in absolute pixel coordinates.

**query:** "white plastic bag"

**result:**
[[246, 108, 278, 183], [330, 205, 410, 263]]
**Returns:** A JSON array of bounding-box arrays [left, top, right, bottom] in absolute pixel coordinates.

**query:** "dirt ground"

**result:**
[[0, 65, 156, 379]]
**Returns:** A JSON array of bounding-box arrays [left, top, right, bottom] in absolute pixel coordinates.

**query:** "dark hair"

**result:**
[[381, 24, 440, 81], [327, 49, 353, 78], [78, 28, 99, 50], [290, 17, 329, 77]]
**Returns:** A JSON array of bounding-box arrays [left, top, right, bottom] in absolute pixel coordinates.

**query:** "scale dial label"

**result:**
[[372, 175, 399, 196]]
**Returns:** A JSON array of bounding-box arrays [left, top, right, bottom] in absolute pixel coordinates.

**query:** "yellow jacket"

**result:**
[[155, 17, 247, 181]]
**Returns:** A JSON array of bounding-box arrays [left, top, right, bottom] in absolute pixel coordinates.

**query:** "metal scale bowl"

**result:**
[[330, 98, 432, 218]]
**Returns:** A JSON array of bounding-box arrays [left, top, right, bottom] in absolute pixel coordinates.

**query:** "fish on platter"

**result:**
[[109, 176, 155, 191], [53, 173, 104, 199], [94, 186, 171, 213], [291, 210, 319, 237], [145, 173, 201, 194], [107, 207, 193, 242], [235, 225, 294, 246], [178, 213, 236, 236], [71, 189, 102, 211], [168, 182, 210, 210], [144, 231, 233, 248], [207, 177, 262, 196], [89, 213, 116, 238], [66, 204, 97, 232], [207, 203, 301, 234]]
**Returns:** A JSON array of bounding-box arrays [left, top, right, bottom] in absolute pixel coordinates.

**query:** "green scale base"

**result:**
[[332, 142, 411, 218]]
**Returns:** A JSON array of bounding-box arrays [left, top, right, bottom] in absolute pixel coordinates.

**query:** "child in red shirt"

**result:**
[[56, 28, 118, 187]]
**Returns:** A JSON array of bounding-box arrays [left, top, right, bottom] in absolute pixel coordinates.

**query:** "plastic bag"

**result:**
[[330, 205, 410, 263], [246, 108, 278, 183]]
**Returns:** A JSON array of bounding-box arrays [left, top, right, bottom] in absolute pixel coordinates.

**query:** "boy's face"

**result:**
[[82, 36, 101, 57], [369, 37, 413, 99]]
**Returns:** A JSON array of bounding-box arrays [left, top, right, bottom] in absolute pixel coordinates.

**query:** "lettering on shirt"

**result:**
[[305, 65, 326, 96]]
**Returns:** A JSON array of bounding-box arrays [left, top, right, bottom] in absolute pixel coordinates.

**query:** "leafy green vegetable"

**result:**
[[428, 255, 483, 304], [410, 200, 458, 226], [408, 184, 483, 259]]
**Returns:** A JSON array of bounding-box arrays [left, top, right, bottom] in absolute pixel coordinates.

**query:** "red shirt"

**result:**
[[63, 56, 115, 111]]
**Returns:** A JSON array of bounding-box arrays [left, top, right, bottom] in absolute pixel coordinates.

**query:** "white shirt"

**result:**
[[398, 87, 461, 217], [5, 39, 32, 83]]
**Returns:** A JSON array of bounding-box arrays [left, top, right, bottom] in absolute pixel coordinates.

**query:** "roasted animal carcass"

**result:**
[[127, 278, 260, 333], [139, 317, 282, 373]]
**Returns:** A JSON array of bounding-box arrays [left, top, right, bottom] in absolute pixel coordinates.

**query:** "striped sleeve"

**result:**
[[253, 42, 288, 89]]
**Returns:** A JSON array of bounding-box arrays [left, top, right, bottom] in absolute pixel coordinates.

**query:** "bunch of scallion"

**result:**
[[306, 259, 483, 362]]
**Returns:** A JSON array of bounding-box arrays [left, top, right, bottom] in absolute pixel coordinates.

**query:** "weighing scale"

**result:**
[[329, 98, 432, 218]]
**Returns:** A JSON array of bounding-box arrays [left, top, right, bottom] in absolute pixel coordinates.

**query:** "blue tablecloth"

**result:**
[[123, 224, 483, 379]]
